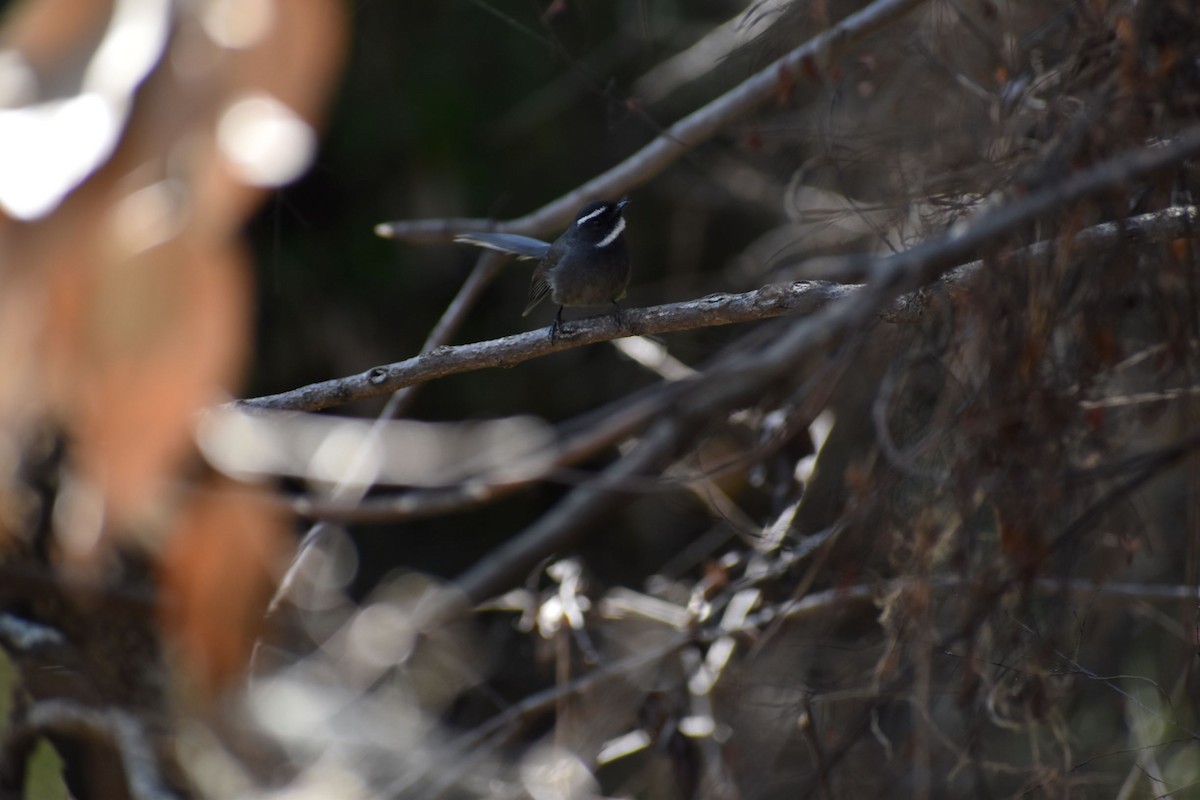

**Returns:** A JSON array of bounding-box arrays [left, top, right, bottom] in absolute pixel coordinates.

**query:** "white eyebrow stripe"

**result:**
[[576, 206, 606, 226], [595, 216, 625, 248]]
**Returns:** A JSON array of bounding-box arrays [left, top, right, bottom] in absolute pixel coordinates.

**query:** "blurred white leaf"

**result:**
[[198, 406, 557, 488]]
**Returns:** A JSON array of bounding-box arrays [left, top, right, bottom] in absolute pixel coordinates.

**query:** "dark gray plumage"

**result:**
[[455, 198, 631, 341]]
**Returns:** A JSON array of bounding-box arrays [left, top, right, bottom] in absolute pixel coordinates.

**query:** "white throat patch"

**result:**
[[595, 216, 625, 248]]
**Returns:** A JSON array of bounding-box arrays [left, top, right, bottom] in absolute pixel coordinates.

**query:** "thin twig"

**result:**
[[454, 419, 688, 605], [263, 255, 507, 620], [13, 701, 177, 800], [1080, 386, 1200, 409], [390, 630, 693, 798], [289, 379, 692, 522], [381, 254, 507, 420]]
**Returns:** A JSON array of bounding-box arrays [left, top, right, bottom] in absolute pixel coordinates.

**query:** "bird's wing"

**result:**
[[523, 266, 552, 316]]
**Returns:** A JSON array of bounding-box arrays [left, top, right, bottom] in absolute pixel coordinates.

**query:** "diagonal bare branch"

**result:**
[[374, 0, 929, 243]]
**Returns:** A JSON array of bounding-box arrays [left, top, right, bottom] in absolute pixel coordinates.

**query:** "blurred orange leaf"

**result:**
[[158, 482, 290, 699], [0, 0, 345, 563]]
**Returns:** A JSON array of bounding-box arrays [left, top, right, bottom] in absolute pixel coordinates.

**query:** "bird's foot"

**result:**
[[611, 301, 625, 331]]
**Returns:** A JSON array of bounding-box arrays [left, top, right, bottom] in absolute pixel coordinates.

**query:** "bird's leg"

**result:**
[[549, 306, 564, 343], [611, 301, 625, 331]]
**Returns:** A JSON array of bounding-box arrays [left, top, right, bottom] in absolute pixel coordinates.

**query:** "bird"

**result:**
[[454, 197, 631, 342]]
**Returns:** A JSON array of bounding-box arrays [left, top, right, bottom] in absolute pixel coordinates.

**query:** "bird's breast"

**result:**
[[548, 245, 630, 307]]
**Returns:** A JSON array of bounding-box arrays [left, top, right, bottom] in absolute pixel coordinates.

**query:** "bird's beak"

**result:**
[[616, 196, 630, 211]]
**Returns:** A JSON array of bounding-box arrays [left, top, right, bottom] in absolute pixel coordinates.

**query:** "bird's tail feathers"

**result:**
[[453, 232, 551, 260]]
